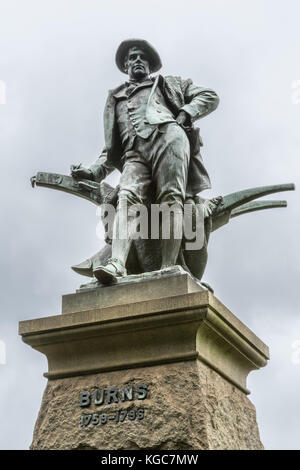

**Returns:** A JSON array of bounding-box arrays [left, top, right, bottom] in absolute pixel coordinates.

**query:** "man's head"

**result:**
[[124, 47, 150, 81], [115, 39, 162, 77]]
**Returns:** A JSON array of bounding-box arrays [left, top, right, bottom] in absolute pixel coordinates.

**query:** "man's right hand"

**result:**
[[70, 164, 94, 180]]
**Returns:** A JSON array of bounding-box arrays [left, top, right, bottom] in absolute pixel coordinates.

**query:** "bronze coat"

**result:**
[[90, 75, 219, 194]]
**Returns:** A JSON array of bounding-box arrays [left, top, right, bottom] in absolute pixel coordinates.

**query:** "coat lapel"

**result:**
[[103, 85, 125, 150], [147, 75, 160, 104], [146, 75, 166, 123]]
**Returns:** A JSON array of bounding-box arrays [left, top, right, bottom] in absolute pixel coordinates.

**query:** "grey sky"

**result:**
[[0, 0, 299, 449]]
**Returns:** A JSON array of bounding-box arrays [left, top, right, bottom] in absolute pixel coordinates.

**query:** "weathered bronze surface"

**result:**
[[31, 171, 294, 285], [30, 38, 295, 288]]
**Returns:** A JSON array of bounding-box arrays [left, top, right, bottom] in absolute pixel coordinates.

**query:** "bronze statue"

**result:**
[[70, 39, 219, 283], [31, 39, 295, 290]]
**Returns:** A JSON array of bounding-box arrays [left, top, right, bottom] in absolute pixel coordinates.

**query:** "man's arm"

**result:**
[[88, 148, 115, 182], [179, 79, 219, 123], [71, 148, 115, 182]]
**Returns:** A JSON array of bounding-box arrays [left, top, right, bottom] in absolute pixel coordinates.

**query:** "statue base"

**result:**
[[19, 269, 269, 450]]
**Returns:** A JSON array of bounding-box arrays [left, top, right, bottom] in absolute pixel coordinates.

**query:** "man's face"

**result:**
[[125, 47, 150, 81]]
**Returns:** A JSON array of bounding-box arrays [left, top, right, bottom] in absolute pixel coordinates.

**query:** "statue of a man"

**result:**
[[71, 39, 219, 284]]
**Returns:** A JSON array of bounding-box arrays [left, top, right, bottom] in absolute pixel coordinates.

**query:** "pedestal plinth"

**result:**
[[19, 270, 269, 450]]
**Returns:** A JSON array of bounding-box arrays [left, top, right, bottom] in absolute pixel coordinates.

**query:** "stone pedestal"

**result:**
[[19, 269, 269, 450]]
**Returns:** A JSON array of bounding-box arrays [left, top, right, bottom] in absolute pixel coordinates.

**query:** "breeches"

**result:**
[[118, 123, 190, 208]]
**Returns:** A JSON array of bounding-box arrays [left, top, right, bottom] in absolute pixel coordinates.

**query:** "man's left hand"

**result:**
[[176, 111, 190, 128]]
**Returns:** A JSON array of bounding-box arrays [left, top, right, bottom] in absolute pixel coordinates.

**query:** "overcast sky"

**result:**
[[0, 0, 299, 450]]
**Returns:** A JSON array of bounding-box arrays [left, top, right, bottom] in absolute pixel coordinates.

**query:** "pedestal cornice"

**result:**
[[19, 280, 269, 395]]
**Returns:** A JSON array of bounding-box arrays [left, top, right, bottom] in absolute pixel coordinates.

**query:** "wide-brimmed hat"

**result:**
[[115, 39, 162, 74]]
